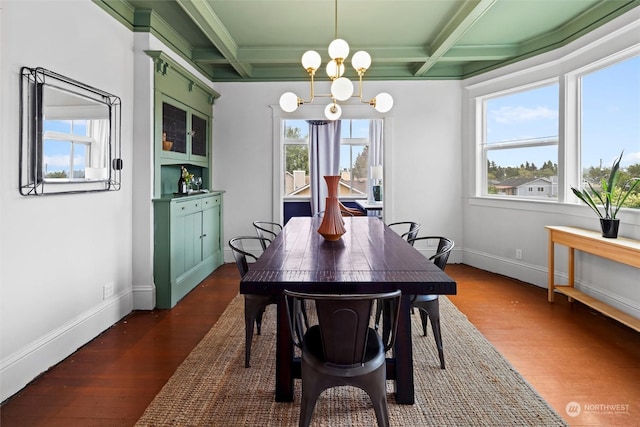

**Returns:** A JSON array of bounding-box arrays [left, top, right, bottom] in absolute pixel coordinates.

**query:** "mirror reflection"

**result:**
[[20, 67, 122, 196]]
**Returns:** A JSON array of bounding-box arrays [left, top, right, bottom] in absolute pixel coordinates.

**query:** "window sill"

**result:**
[[467, 196, 640, 223]]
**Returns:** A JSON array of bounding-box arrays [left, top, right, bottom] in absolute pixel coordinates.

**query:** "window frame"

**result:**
[[282, 119, 310, 198], [477, 79, 560, 200], [281, 118, 372, 200]]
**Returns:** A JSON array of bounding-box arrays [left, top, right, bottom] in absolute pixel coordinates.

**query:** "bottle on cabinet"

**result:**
[[178, 167, 188, 194]]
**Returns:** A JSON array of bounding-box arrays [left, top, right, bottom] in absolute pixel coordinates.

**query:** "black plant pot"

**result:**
[[600, 218, 620, 238]]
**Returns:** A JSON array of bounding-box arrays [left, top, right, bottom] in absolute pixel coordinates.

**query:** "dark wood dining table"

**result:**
[[239, 216, 457, 405]]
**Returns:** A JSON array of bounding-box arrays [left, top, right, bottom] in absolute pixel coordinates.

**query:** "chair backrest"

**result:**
[[407, 236, 454, 270], [228, 236, 271, 277], [284, 290, 401, 366], [252, 221, 282, 250], [387, 221, 422, 245]]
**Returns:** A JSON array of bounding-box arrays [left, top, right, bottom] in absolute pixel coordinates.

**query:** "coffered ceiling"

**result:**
[[96, 0, 639, 82]]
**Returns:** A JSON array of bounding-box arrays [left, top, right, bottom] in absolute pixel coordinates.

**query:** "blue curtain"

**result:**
[[309, 120, 341, 215]]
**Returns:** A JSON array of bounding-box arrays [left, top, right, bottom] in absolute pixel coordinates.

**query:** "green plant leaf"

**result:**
[[571, 186, 603, 218], [612, 178, 640, 218]]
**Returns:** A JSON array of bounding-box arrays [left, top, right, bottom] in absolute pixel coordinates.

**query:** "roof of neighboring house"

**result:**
[[286, 177, 366, 196], [495, 177, 552, 189]]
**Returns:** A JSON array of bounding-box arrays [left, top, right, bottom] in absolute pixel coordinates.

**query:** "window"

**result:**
[[283, 120, 309, 197], [282, 119, 372, 198], [339, 119, 369, 197], [579, 55, 640, 209], [42, 119, 95, 180], [480, 83, 559, 199]]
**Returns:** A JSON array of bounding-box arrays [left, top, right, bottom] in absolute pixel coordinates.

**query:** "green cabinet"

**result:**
[[153, 192, 224, 308]]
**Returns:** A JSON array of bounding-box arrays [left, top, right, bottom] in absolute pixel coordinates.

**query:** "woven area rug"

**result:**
[[136, 295, 566, 426]]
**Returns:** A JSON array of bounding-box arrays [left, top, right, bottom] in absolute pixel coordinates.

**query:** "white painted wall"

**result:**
[[461, 10, 640, 318], [0, 1, 134, 401], [212, 80, 464, 262]]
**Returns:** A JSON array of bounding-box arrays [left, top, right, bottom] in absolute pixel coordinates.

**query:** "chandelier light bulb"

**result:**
[[325, 60, 345, 79], [374, 92, 394, 113], [328, 38, 349, 60], [351, 51, 371, 72], [301, 50, 321, 71], [279, 92, 300, 112], [331, 77, 354, 101], [324, 102, 342, 120]]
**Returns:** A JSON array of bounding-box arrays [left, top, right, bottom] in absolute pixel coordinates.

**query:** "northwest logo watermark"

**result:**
[[565, 401, 630, 417]]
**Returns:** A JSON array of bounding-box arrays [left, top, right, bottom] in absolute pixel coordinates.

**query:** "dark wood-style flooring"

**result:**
[[1, 264, 638, 426]]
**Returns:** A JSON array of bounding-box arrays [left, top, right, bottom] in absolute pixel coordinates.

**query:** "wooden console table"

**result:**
[[546, 226, 640, 332]]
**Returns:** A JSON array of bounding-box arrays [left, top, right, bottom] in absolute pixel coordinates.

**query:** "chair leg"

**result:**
[[374, 300, 383, 331], [415, 299, 445, 369], [374, 299, 397, 346], [244, 295, 271, 368], [431, 315, 445, 369], [368, 365, 390, 427], [255, 308, 265, 335], [418, 309, 429, 336], [301, 300, 310, 329], [299, 371, 324, 427]]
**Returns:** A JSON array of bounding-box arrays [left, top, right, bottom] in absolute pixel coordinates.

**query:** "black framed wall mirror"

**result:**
[[19, 67, 122, 196]]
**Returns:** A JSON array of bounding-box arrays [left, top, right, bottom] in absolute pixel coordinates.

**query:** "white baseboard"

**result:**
[[0, 292, 132, 403], [462, 248, 640, 320], [132, 283, 156, 310]]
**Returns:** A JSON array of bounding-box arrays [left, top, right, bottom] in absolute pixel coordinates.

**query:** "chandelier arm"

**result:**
[[355, 72, 375, 105]]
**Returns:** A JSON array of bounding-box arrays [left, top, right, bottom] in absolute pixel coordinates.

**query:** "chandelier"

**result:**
[[279, 0, 393, 120]]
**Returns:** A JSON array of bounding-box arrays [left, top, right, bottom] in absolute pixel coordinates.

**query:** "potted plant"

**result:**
[[570, 150, 640, 238]]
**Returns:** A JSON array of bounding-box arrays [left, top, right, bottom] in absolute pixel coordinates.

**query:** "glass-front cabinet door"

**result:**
[[160, 96, 209, 166], [162, 101, 187, 155], [190, 111, 208, 162]]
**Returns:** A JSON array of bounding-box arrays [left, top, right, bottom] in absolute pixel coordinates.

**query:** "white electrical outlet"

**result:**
[[103, 282, 114, 300], [515, 249, 523, 260]]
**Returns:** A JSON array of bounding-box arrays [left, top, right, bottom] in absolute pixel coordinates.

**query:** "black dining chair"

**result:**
[[228, 236, 277, 368], [407, 236, 454, 369], [387, 221, 422, 244], [374, 221, 422, 329], [284, 289, 401, 427], [252, 221, 282, 250]]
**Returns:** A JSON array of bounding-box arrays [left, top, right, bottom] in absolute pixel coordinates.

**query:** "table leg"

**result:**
[[548, 231, 555, 302], [393, 294, 415, 404], [568, 247, 575, 302], [275, 295, 294, 402]]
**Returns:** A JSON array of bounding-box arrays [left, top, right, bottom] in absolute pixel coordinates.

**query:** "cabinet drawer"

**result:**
[[201, 195, 221, 209], [172, 199, 202, 216]]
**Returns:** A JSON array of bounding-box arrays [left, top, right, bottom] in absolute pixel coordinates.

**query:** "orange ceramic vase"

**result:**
[[317, 175, 346, 241]]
